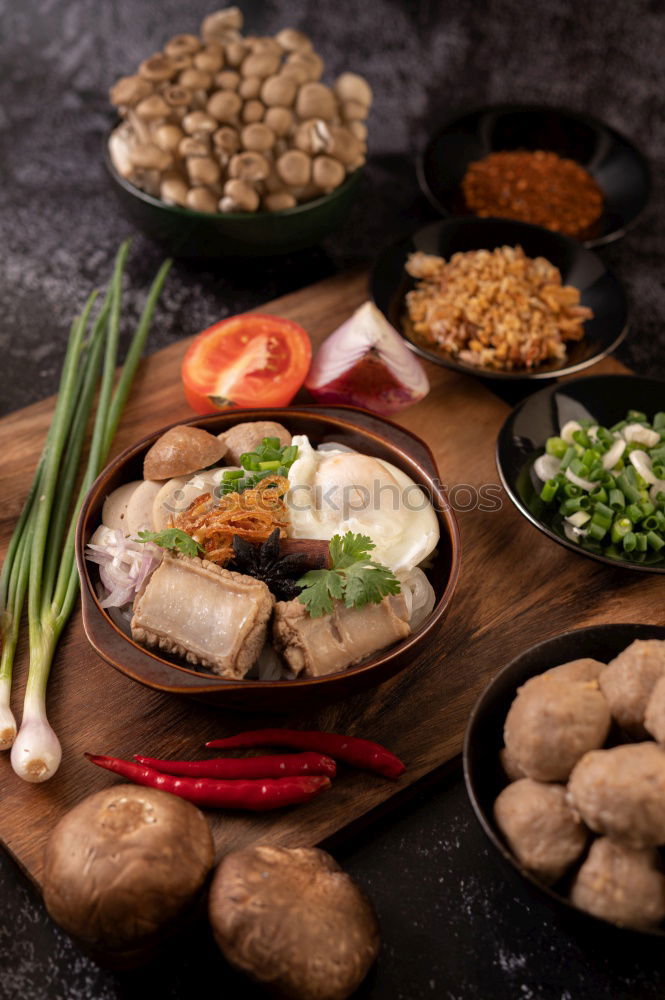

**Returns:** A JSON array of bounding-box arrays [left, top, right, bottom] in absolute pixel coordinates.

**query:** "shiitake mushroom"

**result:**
[[208, 845, 380, 1000], [42, 786, 214, 963], [108, 10, 372, 215]]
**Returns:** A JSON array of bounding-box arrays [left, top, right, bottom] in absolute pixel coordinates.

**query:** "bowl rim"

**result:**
[[370, 217, 629, 381], [103, 137, 363, 223], [417, 100, 652, 249], [495, 372, 665, 573], [76, 404, 461, 694], [462, 621, 665, 937]]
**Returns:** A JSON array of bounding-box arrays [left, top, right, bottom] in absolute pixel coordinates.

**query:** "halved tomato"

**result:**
[[181, 313, 312, 414]]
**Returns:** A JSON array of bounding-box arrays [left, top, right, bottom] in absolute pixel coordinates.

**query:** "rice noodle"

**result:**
[[397, 567, 436, 630]]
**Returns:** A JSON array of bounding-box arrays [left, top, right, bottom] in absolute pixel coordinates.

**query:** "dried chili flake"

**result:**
[[461, 150, 604, 237]]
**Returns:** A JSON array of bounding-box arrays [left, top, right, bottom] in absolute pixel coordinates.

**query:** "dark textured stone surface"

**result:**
[[1, 1, 664, 997]]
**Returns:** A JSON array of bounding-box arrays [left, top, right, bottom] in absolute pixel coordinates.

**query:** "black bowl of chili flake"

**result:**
[[418, 103, 651, 248]]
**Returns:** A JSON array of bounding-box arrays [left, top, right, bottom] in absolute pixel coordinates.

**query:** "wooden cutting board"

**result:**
[[1, 269, 663, 889]]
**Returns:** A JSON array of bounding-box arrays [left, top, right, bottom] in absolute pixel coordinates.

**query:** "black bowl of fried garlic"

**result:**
[[106, 7, 370, 256]]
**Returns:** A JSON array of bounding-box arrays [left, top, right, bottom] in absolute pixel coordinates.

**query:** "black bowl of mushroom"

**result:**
[[464, 623, 665, 937], [105, 7, 369, 256]]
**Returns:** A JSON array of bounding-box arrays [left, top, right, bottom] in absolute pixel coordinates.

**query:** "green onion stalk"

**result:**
[[1, 242, 171, 781]]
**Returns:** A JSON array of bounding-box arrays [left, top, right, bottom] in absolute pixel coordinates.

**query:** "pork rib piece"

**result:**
[[273, 595, 411, 677], [131, 553, 274, 679]]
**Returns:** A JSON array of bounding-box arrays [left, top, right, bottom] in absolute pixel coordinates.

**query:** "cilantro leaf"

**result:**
[[136, 528, 203, 558], [296, 567, 345, 618], [296, 531, 400, 618], [343, 562, 401, 609]]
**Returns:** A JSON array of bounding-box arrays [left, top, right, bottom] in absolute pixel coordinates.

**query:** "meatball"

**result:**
[[218, 421, 291, 465], [644, 674, 665, 744], [500, 746, 525, 782], [494, 779, 587, 882], [504, 677, 611, 781], [538, 657, 605, 685], [599, 639, 665, 737], [568, 743, 665, 848], [571, 837, 665, 929]]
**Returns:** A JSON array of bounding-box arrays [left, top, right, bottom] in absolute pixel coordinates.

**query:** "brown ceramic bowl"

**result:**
[[75, 405, 461, 711]]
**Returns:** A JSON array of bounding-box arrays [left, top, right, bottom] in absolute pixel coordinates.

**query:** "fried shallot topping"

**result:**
[[174, 474, 290, 565]]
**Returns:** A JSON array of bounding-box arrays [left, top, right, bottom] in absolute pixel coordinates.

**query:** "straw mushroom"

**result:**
[[261, 73, 297, 108], [160, 174, 189, 206], [109, 75, 153, 108], [134, 94, 171, 121], [187, 156, 221, 186], [241, 50, 281, 79], [165, 34, 201, 58], [108, 14, 369, 214], [215, 69, 240, 90], [286, 50, 324, 82], [42, 786, 214, 958], [348, 120, 368, 142], [341, 99, 369, 122], [263, 191, 297, 211], [207, 89, 242, 122], [129, 143, 172, 172], [220, 178, 260, 213], [179, 134, 211, 158], [182, 110, 217, 135], [193, 45, 225, 74], [241, 122, 275, 152], [186, 186, 219, 213], [213, 125, 240, 161], [294, 118, 330, 155], [277, 148, 312, 187], [334, 72, 373, 109], [224, 39, 248, 67], [238, 75, 262, 100], [229, 151, 270, 182], [275, 28, 313, 53], [139, 54, 176, 83], [178, 68, 212, 93], [312, 154, 345, 192], [242, 99, 265, 124], [162, 84, 192, 109], [108, 125, 136, 178], [264, 106, 294, 137], [210, 127, 236, 157], [280, 60, 310, 86], [323, 125, 363, 166], [295, 82, 336, 121], [201, 8, 244, 42], [208, 845, 380, 1000]]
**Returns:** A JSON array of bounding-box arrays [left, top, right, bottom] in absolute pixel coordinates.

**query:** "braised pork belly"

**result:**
[[272, 594, 411, 677], [131, 553, 274, 679]]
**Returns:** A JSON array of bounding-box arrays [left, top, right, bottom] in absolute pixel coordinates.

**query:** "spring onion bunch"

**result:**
[[0, 242, 171, 780], [533, 409, 665, 564]]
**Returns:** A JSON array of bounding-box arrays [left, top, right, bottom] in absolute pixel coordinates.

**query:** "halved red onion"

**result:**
[[305, 302, 429, 415]]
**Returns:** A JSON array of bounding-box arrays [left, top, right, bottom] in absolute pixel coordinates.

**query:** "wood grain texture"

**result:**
[[1, 269, 663, 888]]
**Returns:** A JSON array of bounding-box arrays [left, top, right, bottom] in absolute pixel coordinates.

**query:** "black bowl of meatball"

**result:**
[[464, 623, 665, 937]]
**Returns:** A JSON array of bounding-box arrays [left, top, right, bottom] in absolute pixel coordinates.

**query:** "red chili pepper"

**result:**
[[205, 729, 406, 779], [85, 754, 331, 810], [133, 751, 337, 779]]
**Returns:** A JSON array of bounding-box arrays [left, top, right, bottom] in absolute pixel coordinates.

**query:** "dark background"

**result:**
[[1, 0, 664, 997]]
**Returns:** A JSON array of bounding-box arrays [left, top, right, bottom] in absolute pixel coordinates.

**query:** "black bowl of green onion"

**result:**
[[497, 374, 665, 571]]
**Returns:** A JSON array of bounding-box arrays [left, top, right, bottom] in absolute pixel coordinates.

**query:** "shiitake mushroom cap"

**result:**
[[208, 845, 380, 1000], [42, 785, 214, 960]]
